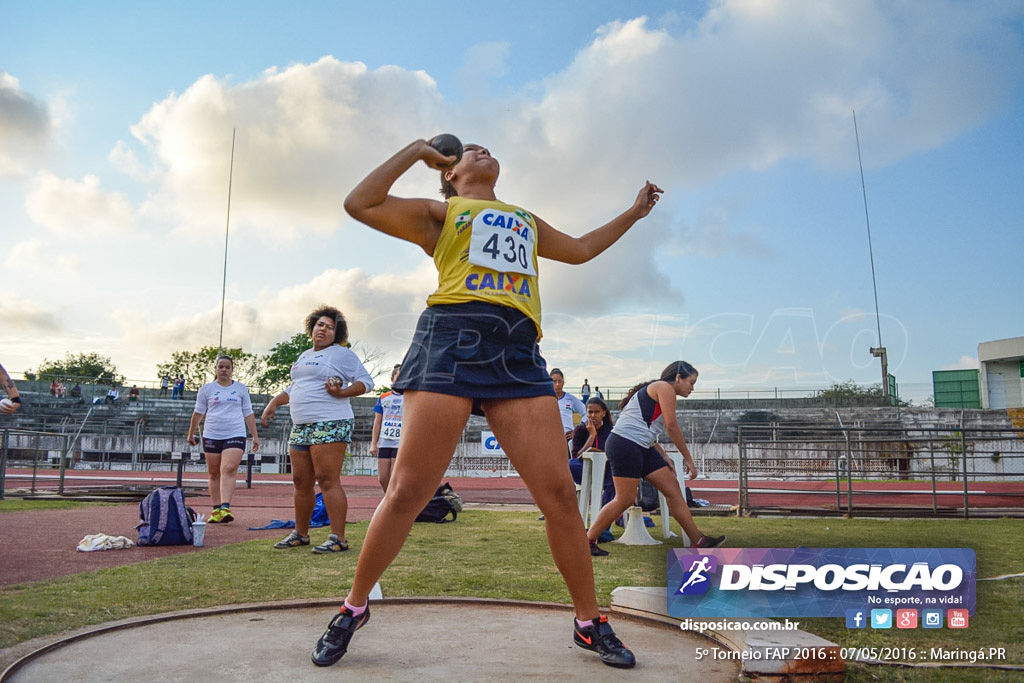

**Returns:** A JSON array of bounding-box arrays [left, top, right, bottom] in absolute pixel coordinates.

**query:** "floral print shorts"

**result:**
[[288, 418, 354, 450]]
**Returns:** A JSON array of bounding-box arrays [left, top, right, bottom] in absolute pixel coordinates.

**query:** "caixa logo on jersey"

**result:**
[[667, 548, 976, 618]]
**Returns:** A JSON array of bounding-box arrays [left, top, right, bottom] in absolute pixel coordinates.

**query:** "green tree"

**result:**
[[816, 380, 882, 402], [156, 346, 266, 394], [816, 380, 908, 406], [36, 352, 124, 387]]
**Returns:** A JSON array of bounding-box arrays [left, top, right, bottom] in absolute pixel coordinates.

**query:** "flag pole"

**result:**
[[218, 128, 236, 352]]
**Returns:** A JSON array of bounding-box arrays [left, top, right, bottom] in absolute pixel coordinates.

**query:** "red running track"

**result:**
[[1, 470, 1021, 586]]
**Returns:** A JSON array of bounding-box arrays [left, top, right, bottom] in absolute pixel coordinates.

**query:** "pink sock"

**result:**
[[344, 599, 367, 616], [575, 618, 594, 628]]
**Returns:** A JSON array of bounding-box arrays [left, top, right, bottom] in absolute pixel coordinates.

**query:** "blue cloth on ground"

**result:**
[[248, 492, 330, 530]]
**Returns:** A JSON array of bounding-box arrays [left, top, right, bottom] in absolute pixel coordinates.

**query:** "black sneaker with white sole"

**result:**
[[695, 534, 726, 548], [311, 605, 370, 667], [573, 615, 636, 668]]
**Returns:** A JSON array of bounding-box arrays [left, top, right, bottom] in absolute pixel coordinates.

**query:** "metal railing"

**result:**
[[1, 429, 72, 499], [734, 425, 1024, 518]]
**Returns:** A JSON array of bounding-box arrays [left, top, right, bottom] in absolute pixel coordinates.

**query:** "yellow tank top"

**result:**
[[427, 196, 543, 336]]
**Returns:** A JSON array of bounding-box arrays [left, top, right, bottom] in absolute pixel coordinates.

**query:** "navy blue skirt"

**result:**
[[393, 301, 556, 414]]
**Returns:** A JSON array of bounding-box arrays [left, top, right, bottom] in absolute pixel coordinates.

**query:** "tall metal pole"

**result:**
[[218, 128, 236, 352], [853, 110, 888, 399]]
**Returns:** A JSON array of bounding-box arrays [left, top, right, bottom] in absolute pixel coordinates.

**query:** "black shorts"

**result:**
[[377, 446, 398, 460], [604, 432, 669, 479], [203, 436, 247, 455], [393, 301, 555, 416]]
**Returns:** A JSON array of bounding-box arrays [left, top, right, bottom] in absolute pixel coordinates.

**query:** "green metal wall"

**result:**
[[932, 369, 981, 408]]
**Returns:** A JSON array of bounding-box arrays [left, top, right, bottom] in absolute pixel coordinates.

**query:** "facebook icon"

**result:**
[[845, 609, 866, 629]]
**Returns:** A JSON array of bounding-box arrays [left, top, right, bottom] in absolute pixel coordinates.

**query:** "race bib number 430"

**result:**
[[468, 208, 537, 277]]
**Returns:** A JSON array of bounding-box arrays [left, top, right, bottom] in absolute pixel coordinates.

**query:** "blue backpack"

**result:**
[[136, 486, 197, 545]]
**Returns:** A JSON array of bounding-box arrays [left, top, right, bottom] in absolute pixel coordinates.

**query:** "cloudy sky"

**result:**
[[2, 0, 1022, 403]]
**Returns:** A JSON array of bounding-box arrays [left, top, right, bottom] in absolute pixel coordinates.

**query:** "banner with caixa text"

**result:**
[[667, 548, 975, 618]]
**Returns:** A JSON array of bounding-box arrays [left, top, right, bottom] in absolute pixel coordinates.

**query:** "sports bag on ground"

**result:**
[[310, 492, 330, 527], [636, 480, 697, 510], [136, 486, 197, 545], [636, 479, 660, 512], [415, 482, 463, 523]]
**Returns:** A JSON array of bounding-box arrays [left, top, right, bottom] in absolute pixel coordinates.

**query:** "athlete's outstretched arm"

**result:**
[[536, 181, 663, 265], [344, 140, 451, 254], [649, 381, 698, 479]]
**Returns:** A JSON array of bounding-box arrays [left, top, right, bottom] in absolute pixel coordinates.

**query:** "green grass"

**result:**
[[1, 508, 1022, 682], [0, 499, 115, 512]]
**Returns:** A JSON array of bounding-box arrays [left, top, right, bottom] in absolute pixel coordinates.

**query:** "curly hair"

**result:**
[[304, 305, 349, 346]]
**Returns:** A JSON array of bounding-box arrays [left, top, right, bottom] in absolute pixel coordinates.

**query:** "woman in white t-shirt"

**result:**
[[261, 306, 374, 554], [550, 368, 586, 442], [187, 355, 260, 523]]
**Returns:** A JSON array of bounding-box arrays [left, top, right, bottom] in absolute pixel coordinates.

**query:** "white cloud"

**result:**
[[111, 262, 438, 375], [0, 72, 52, 177], [25, 171, 135, 235], [3, 239, 81, 273], [125, 60, 454, 241], [943, 356, 979, 371], [0, 295, 62, 334]]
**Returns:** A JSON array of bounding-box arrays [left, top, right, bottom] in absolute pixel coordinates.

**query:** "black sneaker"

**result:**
[[273, 530, 310, 549], [311, 534, 349, 554], [589, 540, 610, 557], [311, 605, 371, 667], [695, 534, 726, 548], [573, 615, 636, 668]]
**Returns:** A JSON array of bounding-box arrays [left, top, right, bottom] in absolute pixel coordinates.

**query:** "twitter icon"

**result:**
[[870, 609, 892, 629]]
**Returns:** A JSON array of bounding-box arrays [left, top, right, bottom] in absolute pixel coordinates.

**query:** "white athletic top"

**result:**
[[373, 391, 404, 449], [286, 345, 374, 424], [611, 383, 664, 448], [193, 380, 254, 439], [555, 392, 587, 432]]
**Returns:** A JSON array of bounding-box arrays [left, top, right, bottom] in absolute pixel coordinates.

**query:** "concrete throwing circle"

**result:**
[[3, 600, 739, 682]]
